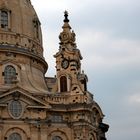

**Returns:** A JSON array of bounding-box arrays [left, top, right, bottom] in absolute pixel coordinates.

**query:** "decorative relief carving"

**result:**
[[59, 30, 76, 45], [0, 32, 43, 57], [59, 11, 76, 46]]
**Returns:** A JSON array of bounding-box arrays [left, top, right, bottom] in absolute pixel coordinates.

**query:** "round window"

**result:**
[[9, 100, 22, 118]]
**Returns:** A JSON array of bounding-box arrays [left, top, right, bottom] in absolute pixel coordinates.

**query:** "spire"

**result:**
[[62, 10, 71, 30], [59, 11, 76, 46], [63, 11, 69, 23]]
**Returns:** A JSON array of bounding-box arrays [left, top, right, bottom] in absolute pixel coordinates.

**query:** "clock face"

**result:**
[[61, 59, 69, 69]]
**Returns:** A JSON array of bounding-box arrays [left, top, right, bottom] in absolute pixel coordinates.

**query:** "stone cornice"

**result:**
[[0, 44, 48, 73]]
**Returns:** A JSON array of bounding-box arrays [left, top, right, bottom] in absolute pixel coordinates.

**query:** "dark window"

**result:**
[[60, 76, 67, 92], [4, 65, 16, 84], [33, 19, 40, 39], [1, 11, 8, 28], [84, 79, 87, 91], [51, 115, 62, 123], [52, 136, 62, 140], [9, 100, 22, 118], [9, 133, 21, 140], [35, 22, 39, 38], [81, 79, 87, 91]]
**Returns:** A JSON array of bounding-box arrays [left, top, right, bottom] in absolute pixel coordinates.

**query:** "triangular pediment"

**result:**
[[0, 87, 51, 109]]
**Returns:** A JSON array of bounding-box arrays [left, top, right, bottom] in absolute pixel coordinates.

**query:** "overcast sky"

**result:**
[[31, 0, 140, 139]]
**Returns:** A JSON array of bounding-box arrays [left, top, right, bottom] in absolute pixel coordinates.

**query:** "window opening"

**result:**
[[9, 100, 22, 118], [60, 76, 67, 92], [51, 115, 63, 123], [33, 19, 40, 39], [9, 133, 22, 140], [52, 136, 62, 140], [81, 79, 87, 91], [1, 11, 8, 28], [4, 65, 16, 84]]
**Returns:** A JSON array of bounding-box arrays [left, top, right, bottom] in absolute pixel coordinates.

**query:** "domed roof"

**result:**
[[0, 0, 48, 93], [0, 0, 43, 57]]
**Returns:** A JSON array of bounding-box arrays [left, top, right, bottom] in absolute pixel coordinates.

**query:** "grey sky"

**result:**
[[32, 0, 140, 139]]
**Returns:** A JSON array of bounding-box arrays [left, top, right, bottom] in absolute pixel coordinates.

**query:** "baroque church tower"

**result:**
[[0, 0, 109, 140]]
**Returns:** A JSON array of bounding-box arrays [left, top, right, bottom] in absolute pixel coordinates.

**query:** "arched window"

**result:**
[[9, 133, 22, 140], [1, 11, 8, 28], [33, 18, 40, 39], [60, 76, 67, 92], [81, 79, 87, 91], [52, 136, 62, 140], [4, 65, 16, 84]]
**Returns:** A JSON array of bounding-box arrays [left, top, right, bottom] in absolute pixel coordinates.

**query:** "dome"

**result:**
[[0, 0, 48, 93], [0, 0, 43, 57]]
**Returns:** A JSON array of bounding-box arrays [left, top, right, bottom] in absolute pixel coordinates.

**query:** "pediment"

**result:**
[[0, 87, 51, 109], [0, 59, 21, 68]]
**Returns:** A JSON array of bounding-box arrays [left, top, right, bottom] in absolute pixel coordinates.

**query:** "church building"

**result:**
[[0, 0, 109, 140]]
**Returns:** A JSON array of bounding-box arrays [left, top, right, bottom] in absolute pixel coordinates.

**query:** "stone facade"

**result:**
[[0, 0, 109, 140]]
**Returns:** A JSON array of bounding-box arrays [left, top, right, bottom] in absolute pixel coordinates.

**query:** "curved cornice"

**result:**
[[0, 44, 48, 73]]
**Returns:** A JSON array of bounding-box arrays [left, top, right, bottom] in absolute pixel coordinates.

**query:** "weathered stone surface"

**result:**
[[0, 1, 108, 140]]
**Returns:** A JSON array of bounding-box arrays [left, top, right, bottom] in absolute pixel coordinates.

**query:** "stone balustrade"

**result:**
[[44, 93, 90, 105]]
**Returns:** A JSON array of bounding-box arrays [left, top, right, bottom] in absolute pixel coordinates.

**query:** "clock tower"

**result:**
[[54, 11, 87, 94], [52, 12, 109, 139]]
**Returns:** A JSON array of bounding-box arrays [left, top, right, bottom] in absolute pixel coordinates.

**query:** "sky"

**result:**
[[31, 0, 140, 139]]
